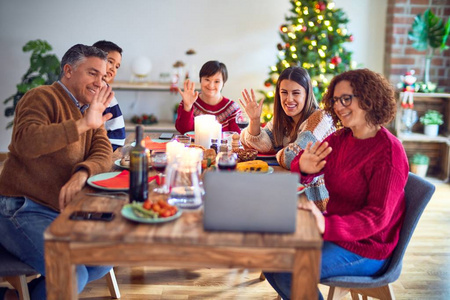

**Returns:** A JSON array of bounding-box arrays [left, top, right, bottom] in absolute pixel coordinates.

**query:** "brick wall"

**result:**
[[384, 0, 450, 92]]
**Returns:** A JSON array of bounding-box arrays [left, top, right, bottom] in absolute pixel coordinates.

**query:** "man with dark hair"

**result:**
[[0, 44, 113, 299], [93, 40, 126, 151]]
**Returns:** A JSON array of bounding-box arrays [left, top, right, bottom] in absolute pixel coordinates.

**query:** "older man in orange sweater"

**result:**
[[0, 44, 114, 300]]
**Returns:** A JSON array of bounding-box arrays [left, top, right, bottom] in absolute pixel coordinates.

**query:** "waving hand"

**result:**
[[239, 89, 264, 122], [177, 79, 199, 112], [76, 84, 114, 134], [238, 88, 264, 135], [299, 141, 332, 174]]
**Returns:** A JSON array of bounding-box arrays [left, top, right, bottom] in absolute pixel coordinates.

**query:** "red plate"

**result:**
[[257, 153, 277, 158]]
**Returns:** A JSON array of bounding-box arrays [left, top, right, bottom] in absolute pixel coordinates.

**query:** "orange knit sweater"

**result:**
[[0, 82, 112, 211]]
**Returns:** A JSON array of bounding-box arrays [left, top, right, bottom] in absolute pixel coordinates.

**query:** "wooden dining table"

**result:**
[[44, 132, 323, 300]]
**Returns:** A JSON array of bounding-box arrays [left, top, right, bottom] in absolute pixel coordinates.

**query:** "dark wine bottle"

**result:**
[[129, 125, 149, 202]]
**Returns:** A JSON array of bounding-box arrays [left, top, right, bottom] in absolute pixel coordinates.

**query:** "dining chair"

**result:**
[[0, 244, 121, 299], [320, 172, 435, 300], [0, 244, 37, 300]]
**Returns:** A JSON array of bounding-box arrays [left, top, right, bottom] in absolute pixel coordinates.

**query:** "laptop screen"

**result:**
[[203, 171, 299, 233]]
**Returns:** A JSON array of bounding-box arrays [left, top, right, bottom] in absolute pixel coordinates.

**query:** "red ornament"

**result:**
[[330, 56, 342, 65], [264, 82, 272, 87], [285, 43, 290, 48], [280, 24, 288, 33], [302, 26, 307, 32], [348, 35, 354, 42], [315, 1, 326, 11]]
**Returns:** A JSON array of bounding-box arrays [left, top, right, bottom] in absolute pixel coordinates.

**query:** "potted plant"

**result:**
[[3, 39, 60, 128], [410, 153, 429, 177], [419, 109, 444, 136], [173, 103, 179, 123], [408, 8, 450, 90]]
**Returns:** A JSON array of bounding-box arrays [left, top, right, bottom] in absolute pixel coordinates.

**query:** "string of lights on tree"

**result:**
[[260, 0, 355, 122]]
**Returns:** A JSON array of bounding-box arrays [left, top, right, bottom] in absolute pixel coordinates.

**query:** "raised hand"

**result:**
[[177, 79, 199, 112], [238, 89, 264, 122], [238, 89, 264, 135], [299, 141, 332, 174], [77, 84, 114, 134]]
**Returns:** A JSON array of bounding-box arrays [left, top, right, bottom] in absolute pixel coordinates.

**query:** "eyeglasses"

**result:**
[[331, 94, 358, 107]]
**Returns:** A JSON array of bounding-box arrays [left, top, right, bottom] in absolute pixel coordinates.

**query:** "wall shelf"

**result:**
[[394, 92, 450, 181], [111, 81, 173, 91], [397, 132, 449, 144], [111, 81, 200, 91], [125, 121, 177, 133]]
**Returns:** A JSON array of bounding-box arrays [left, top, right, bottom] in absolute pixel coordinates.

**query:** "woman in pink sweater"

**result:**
[[264, 69, 409, 300]]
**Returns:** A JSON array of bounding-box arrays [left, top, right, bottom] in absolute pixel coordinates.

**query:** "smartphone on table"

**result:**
[[159, 133, 174, 140], [69, 211, 115, 222]]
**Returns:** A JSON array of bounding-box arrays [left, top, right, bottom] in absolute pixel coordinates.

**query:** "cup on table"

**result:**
[[172, 135, 191, 146], [216, 152, 237, 171]]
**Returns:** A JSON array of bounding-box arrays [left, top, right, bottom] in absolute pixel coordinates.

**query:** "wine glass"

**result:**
[[150, 150, 168, 193], [235, 112, 249, 130]]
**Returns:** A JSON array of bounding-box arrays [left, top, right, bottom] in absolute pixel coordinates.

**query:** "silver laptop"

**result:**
[[203, 171, 299, 233]]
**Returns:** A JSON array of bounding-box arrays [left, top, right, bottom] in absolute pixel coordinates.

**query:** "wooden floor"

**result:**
[[79, 178, 450, 300]]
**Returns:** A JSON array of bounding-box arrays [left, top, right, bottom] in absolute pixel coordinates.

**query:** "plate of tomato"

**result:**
[[121, 200, 181, 223]]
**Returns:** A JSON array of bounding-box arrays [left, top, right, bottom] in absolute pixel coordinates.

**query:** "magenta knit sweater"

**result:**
[[291, 127, 409, 259], [175, 96, 241, 134]]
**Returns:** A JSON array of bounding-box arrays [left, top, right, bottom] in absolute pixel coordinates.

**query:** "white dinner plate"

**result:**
[[266, 166, 274, 174], [87, 172, 128, 192], [114, 159, 151, 170], [114, 159, 128, 169], [121, 203, 182, 224]]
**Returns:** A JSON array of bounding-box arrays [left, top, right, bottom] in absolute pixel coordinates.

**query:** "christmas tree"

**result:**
[[260, 0, 354, 122]]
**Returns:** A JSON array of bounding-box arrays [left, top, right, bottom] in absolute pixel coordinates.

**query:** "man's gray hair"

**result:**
[[59, 44, 107, 79]]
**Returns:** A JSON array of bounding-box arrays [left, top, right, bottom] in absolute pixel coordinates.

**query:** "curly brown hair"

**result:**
[[322, 69, 396, 128]]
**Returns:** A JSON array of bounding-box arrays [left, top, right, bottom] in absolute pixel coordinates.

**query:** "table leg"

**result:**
[[45, 240, 77, 300], [291, 248, 321, 300]]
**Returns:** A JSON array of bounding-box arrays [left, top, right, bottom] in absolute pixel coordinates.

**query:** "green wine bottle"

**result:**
[[129, 125, 149, 202]]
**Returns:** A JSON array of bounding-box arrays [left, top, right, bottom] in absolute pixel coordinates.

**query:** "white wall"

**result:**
[[0, 0, 387, 152]]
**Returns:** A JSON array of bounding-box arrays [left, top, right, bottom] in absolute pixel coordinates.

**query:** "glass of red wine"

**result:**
[[150, 150, 168, 193], [216, 152, 238, 171], [235, 111, 249, 130]]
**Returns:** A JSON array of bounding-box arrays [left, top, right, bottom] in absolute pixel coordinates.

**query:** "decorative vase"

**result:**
[[401, 109, 418, 134], [131, 56, 152, 82], [424, 124, 439, 137], [411, 164, 428, 177], [424, 56, 431, 85]]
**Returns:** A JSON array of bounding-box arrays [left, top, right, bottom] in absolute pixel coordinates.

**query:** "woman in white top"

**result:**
[[239, 67, 335, 211]]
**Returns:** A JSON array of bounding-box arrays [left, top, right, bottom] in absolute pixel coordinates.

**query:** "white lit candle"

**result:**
[[194, 115, 221, 149]]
